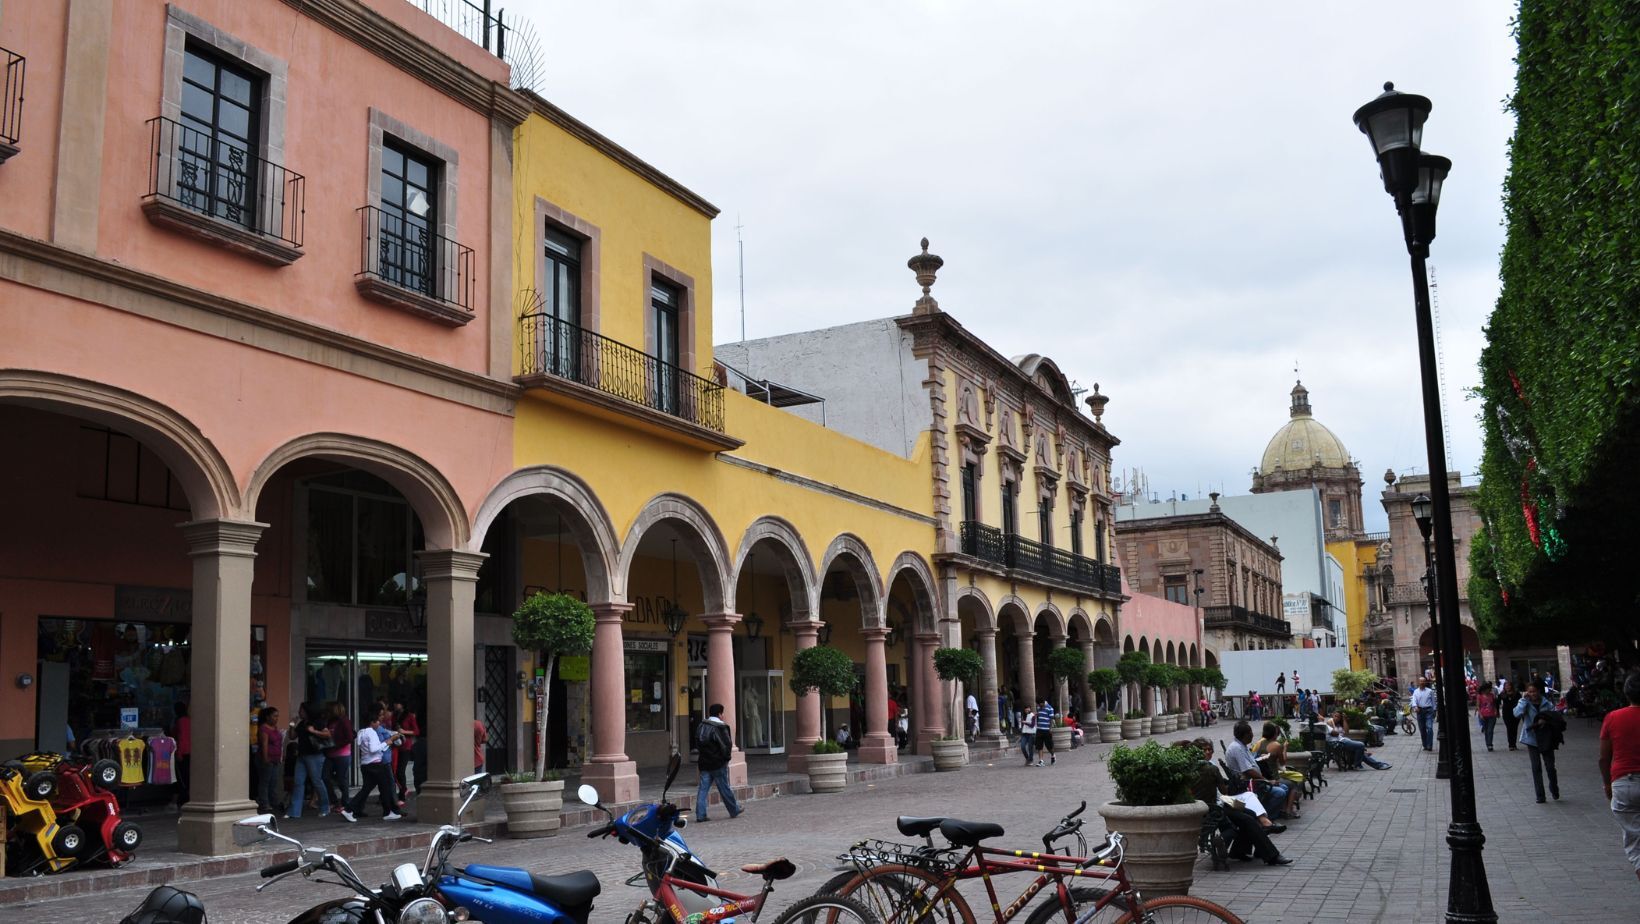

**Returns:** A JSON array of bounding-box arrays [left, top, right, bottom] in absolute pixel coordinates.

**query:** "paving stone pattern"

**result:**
[[14, 717, 1635, 923]]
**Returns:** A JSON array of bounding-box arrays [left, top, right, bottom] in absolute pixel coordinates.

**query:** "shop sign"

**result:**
[[686, 634, 708, 668], [624, 638, 669, 654], [625, 595, 683, 627], [560, 656, 590, 682], [365, 609, 425, 641], [116, 586, 192, 622], [120, 707, 139, 729]]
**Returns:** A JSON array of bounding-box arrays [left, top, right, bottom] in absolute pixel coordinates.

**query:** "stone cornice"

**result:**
[[520, 91, 720, 219], [0, 229, 519, 414], [279, 0, 530, 125], [897, 310, 1119, 449]]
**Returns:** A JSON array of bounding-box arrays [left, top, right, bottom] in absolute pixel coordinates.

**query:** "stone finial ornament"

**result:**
[[908, 237, 944, 314], [1085, 383, 1109, 423], [1383, 467, 1397, 485]]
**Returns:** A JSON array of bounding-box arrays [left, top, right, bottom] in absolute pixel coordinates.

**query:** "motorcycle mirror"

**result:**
[[576, 784, 601, 806], [235, 814, 276, 828], [664, 752, 682, 792], [461, 772, 490, 791], [232, 815, 275, 847]]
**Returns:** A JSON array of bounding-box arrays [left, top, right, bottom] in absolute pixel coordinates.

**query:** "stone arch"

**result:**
[[997, 595, 1033, 634], [0, 370, 238, 518], [953, 585, 996, 633], [1123, 635, 1135, 653], [1094, 615, 1118, 646], [885, 551, 939, 633], [1138, 635, 1150, 658], [1151, 638, 1164, 662], [1066, 607, 1094, 640], [1190, 643, 1200, 667], [817, 533, 886, 627], [732, 516, 818, 618], [617, 493, 732, 613], [247, 432, 468, 548], [1166, 641, 1176, 665], [1033, 601, 1066, 639], [470, 466, 620, 604]]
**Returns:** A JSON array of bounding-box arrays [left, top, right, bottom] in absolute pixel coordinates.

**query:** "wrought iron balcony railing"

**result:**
[[357, 205, 473, 313], [145, 116, 304, 248], [518, 311, 726, 434], [959, 521, 1121, 595], [1, 46, 23, 160], [1203, 604, 1292, 637]]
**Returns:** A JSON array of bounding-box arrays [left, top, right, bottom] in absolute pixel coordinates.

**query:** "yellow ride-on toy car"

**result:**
[[0, 764, 85, 875]]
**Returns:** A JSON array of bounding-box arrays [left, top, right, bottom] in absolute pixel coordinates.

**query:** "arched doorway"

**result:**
[[955, 587, 997, 745], [999, 600, 1035, 728], [885, 553, 939, 756], [731, 518, 815, 773], [1067, 611, 1094, 722], [813, 534, 882, 760], [1033, 605, 1067, 715], [1418, 623, 1483, 679]]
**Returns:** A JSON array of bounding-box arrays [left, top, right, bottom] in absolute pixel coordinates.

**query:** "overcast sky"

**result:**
[[507, 1, 1517, 532]]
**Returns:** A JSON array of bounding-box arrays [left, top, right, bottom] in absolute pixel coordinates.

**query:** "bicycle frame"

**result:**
[[653, 870, 771, 923], [893, 843, 1133, 924]]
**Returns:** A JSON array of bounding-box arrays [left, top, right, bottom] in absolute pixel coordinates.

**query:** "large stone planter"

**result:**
[[1347, 729, 1368, 743], [1099, 721, 1122, 743], [1149, 715, 1169, 735], [1168, 715, 1183, 732], [1097, 800, 1209, 896], [500, 779, 564, 838], [1051, 726, 1074, 753], [931, 738, 968, 772], [1121, 718, 1145, 740], [1286, 751, 1312, 774], [807, 750, 849, 792]]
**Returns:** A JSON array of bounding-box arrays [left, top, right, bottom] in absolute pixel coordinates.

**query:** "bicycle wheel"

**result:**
[[1021, 885, 1121, 924], [767, 893, 882, 924], [837, 862, 974, 924], [1113, 894, 1245, 924]]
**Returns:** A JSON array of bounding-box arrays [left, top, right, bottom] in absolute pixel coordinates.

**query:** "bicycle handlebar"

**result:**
[[261, 858, 300, 878]]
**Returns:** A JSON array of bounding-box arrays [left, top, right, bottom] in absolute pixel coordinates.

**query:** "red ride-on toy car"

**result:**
[[8, 753, 140, 866]]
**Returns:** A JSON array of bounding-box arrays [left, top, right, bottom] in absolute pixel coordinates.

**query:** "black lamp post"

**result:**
[[1413, 493, 1453, 780], [1354, 83, 1495, 923]]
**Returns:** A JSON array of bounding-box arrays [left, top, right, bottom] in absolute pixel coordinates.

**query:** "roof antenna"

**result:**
[[737, 216, 747, 344]]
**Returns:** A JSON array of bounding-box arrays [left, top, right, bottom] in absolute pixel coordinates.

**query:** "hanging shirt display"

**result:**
[[118, 736, 148, 785], [146, 735, 177, 785]]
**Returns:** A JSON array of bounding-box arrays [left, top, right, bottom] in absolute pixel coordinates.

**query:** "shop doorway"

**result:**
[[480, 646, 513, 774], [304, 645, 428, 783]]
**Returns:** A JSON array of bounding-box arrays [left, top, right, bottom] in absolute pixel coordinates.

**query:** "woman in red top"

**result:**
[[1474, 685, 1500, 752], [393, 703, 420, 797]]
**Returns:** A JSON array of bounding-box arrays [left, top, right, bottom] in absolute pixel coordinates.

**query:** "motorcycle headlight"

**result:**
[[399, 897, 450, 924]]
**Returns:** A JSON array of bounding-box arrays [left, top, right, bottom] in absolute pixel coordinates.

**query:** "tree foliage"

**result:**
[[1473, 0, 1640, 655], [1086, 668, 1121, 696], [790, 646, 858, 699], [1046, 646, 1087, 682], [1330, 668, 1377, 703], [1115, 650, 1151, 686], [511, 591, 595, 778], [1107, 740, 1197, 806], [932, 647, 983, 685]]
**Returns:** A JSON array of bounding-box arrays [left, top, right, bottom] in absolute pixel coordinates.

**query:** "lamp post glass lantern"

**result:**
[[1355, 83, 1495, 923]]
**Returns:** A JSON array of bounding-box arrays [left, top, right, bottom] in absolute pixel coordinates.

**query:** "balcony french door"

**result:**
[[178, 46, 259, 227]]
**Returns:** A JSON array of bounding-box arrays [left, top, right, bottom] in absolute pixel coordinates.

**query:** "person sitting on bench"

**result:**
[[1226, 721, 1301, 820], [1324, 712, 1392, 770], [1190, 739, 1292, 866]]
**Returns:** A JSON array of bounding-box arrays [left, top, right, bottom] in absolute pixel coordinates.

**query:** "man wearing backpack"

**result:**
[[695, 703, 742, 821], [1515, 681, 1562, 803]]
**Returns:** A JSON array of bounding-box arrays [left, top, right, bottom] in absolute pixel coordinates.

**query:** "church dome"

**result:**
[[1259, 381, 1351, 474]]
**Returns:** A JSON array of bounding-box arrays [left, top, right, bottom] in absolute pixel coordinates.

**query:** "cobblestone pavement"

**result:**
[[17, 716, 1636, 923]]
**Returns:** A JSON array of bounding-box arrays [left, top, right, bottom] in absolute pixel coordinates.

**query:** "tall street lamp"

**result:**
[[1354, 82, 1495, 923], [1412, 493, 1453, 779]]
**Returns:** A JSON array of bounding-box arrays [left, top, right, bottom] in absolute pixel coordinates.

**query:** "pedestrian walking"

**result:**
[[1515, 681, 1564, 803], [172, 702, 192, 808], [341, 706, 404, 822], [322, 701, 354, 811], [1475, 684, 1499, 751], [255, 706, 285, 815], [393, 703, 419, 797], [1019, 706, 1037, 765], [285, 702, 330, 819], [1500, 680, 1523, 750], [1411, 677, 1437, 750], [694, 703, 742, 821], [1249, 691, 1263, 721], [1034, 698, 1057, 766], [473, 718, 487, 774], [1598, 672, 1640, 881], [965, 692, 979, 741]]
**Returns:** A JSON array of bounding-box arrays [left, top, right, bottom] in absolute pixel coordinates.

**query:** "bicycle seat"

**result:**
[[464, 865, 602, 906], [741, 858, 796, 881], [939, 819, 1005, 847], [896, 816, 947, 838]]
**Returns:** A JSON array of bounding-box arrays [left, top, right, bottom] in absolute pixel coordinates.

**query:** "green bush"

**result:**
[[1116, 650, 1151, 686], [1342, 707, 1369, 731], [1268, 717, 1291, 739], [1107, 740, 1198, 806], [790, 646, 857, 699], [1087, 668, 1121, 697], [1331, 669, 1378, 703], [1103, 712, 1120, 722], [1199, 667, 1227, 691], [511, 591, 595, 778], [812, 738, 844, 755], [1124, 709, 1147, 720], [933, 647, 984, 735], [1046, 647, 1087, 683]]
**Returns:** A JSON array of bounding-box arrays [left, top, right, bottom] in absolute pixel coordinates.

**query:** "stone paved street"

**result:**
[[14, 716, 1635, 924]]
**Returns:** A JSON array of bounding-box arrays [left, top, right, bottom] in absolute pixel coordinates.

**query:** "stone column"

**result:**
[[701, 614, 747, 786], [858, 627, 897, 763], [176, 518, 265, 857], [1016, 632, 1037, 712], [787, 620, 820, 773], [917, 632, 945, 754], [975, 628, 1004, 747], [1078, 640, 1097, 723], [417, 549, 487, 825], [583, 603, 639, 804]]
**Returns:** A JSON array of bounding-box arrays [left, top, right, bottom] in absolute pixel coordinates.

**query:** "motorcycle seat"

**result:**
[[939, 819, 1005, 847], [741, 858, 796, 881], [895, 816, 946, 838], [464, 865, 602, 907]]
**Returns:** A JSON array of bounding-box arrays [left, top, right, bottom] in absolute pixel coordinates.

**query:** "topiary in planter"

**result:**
[[933, 647, 984, 737], [1100, 740, 1207, 895], [790, 645, 858, 741], [512, 592, 595, 780]]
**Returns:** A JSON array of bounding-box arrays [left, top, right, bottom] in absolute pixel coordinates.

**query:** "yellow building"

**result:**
[[1328, 535, 1387, 670]]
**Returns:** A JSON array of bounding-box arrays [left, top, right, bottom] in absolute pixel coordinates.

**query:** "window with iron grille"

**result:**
[[542, 226, 582, 376], [379, 141, 439, 296], [178, 45, 259, 227], [651, 278, 682, 413]]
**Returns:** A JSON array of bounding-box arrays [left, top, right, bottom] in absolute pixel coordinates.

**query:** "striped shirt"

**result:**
[[1035, 705, 1056, 730]]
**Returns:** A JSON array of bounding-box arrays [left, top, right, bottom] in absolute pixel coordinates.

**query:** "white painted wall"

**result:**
[[1219, 647, 1351, 696]]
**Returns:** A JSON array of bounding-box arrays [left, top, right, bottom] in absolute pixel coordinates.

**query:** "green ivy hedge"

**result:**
[[1472, 0, 1640, 647]]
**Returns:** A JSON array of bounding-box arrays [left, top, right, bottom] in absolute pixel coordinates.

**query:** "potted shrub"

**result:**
[[931, 647, 983, 771], [1116, 650, 1150, 723], [806, 738, 848, 793], [1142, 663, 1175, 735], [498, 770, 565, 837], [1098, 711, 1122, 743], [1342, 707, 1370, 742], [790, 645, 858, 788], [1097, 740, 1208, 896], [1045, 646, 1087, 715], [506, 591, 594, 838]]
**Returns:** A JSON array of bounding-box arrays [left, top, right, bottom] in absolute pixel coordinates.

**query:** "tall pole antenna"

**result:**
[[737, 216, 746, 343]]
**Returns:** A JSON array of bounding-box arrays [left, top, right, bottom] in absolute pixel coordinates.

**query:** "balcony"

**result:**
[[515, 311, 738, 450], [1, 47, 22, 163], [1203, 605, 1292, 639], [957, 521, 1122, 597], [142, 117, 305, 265], [355, 205, 474, 325]]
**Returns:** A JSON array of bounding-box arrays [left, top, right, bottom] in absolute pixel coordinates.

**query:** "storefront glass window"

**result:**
[[623, 640, 669, 732], [307, 488, 352, 604], [305, 473, 421, 607]]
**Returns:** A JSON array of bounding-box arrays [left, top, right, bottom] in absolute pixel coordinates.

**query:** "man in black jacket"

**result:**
[[695, 703, 742, 821]]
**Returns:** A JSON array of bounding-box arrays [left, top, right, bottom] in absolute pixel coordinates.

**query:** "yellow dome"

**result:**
[[1258, 382, 1351, 473]]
